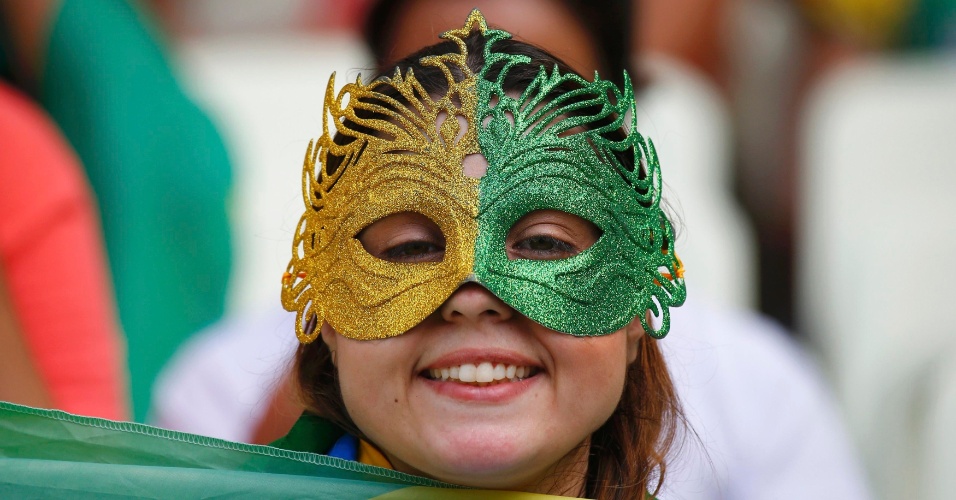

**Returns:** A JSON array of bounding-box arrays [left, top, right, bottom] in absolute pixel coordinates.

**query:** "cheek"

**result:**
[[334, 339, 411, 422], [552, 334, 631, 424], [562, 334, 630, 379]]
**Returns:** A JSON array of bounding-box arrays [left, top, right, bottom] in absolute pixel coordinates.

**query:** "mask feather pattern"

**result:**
[[282, 31, 481, 342]]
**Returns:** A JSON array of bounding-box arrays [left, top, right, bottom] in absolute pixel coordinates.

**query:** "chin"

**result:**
[[413, 426, 557, 489]]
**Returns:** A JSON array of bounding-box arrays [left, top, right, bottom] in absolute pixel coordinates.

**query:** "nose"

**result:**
[[440, 283, 514, 324]]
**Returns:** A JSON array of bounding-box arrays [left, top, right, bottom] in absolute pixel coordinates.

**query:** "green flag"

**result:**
[[0, 402, 574, 499]]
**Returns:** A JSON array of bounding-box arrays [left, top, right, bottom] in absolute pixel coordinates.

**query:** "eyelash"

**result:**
[[383, 241, 445, 262], [512, 235, 576, 259]]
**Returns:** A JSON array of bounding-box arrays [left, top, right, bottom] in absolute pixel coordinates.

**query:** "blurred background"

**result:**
[[2, 0, 955, 498]]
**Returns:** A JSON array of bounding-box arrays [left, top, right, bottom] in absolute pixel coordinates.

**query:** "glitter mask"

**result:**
[[282, 10, 686, 343]]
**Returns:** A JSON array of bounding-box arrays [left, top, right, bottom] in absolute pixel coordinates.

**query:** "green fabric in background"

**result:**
[[40, 0, 233, 420], [0, 402, 578, 499]]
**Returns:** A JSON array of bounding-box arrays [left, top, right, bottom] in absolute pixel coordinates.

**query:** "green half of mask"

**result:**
[[473, 28, 686, 338]]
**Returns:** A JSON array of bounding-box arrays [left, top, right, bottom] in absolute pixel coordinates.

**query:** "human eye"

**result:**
[[357, 212, 446, 263], [383, 240, 445, 262], [506, 210, 601, 261], [511, 235, 576, 260]]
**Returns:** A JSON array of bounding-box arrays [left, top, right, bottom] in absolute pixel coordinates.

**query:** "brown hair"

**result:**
[[295, 33, 683, 499], [362, 0, 637, 91]]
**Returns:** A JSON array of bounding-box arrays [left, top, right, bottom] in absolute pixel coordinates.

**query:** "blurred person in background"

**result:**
[[732, 0, 956, 329], [799, 0, 956, 49], [791, 1, 956, 498], [0, 0, 233, 420], [0, 80, 128, 420], [153, 1, 871, 498]]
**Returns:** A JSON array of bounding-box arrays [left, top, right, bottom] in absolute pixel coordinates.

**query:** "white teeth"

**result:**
[[476, 362, 494, 383], [425, 362, 535, 383], [458, 364, 477, 383]]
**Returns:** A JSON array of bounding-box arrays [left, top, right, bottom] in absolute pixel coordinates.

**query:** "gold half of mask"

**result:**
[[282, 23, 483, 341]]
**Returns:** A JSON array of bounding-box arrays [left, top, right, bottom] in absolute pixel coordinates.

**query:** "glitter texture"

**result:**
[[281, 16, 482, 342], [282, 10, 685, 342], [473, 22, 686, 337]]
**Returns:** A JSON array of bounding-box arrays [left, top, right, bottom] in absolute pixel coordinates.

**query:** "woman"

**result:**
[[274, 10, 686, 498]]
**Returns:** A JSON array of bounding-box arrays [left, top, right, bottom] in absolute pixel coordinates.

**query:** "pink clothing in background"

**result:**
[[0, 82, 129, 420]]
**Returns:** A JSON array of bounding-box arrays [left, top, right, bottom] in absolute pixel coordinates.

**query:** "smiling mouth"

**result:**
[[424, 362, 539, 386]]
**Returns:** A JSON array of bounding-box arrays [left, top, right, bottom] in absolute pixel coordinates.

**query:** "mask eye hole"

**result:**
[[506, 210, 602, 261], [356, 212, 446, 263]]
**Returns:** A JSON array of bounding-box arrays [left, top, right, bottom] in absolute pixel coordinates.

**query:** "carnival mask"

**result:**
[[282, 10, 685, 342]]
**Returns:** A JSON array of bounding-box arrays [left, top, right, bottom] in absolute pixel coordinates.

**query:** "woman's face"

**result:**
[[322, 155, 643, 493]]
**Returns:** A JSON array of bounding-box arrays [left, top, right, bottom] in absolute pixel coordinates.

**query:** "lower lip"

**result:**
[[421, 374, 539, 402]]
